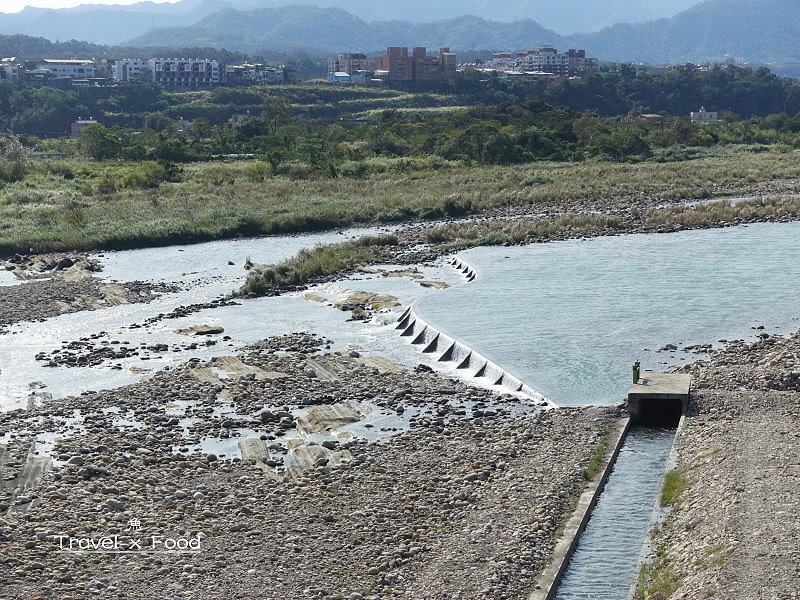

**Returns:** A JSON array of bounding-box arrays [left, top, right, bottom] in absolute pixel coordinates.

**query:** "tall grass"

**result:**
[[425, 196, 800, 249], [237, 234, 398, 297], [1, 149, 799, 254]]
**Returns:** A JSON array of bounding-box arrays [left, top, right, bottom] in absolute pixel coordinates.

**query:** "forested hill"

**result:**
[[0, 0, 697, 43], [571, 0, 800, 68], [125, 7, 564, 54]]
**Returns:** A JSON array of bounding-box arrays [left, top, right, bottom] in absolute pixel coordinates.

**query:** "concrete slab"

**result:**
[[628, 373, 691, 401]]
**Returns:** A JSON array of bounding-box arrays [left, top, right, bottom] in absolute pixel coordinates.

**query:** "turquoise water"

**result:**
[[554, 427, 674, 600], [416, 222, 800, 406]]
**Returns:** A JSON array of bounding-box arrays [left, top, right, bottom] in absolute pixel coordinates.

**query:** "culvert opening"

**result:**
[[634, 397, 684, 427]]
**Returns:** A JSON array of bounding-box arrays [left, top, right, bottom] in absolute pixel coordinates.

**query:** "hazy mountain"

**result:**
[[0, 0, 697, 44], [0, 0, 226, 44], [125, 6, 565, 53], [570, 0, 800, 66], [215, 0, 698, 34]]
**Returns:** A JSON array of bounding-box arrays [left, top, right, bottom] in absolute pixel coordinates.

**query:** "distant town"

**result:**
[[0, 45, 733, 91]]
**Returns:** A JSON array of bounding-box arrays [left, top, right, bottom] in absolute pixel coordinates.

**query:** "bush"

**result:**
[[0, 134, 32, 183], [44, 161, 75, 180], [122, 161, 181, 189], [238, 233, 398, 296], [242, 160, 272, 182], [276, 160, 317, 180]]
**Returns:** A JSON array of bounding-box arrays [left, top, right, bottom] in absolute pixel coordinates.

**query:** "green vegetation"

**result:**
[[424, 196, 800, 250], [660, 468, 690, 508], [0, 67, 799, 257], [635, 548, 683, 600], [238, 234, 398, 296], [582, 437, 609, 481], [1, 148, 798, 255]]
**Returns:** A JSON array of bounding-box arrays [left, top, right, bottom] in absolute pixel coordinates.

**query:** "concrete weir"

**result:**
[[396, 256, 549, 405]]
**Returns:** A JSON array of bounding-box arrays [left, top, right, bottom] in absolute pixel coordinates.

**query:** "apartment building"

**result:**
[[39, 59, 96, 79], [112, 58, 150, 82], [225, 63, 286, 85], [151, 58, 220, 87], [489, 47, 597, 75], [328, 53, 370, 76], [371, 47, 457, 82]]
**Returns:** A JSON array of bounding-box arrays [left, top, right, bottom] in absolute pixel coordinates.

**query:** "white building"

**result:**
[[39, 59, 96, 79], [112, 58, 150, 82], [691, 106, 721, 123], [151, 58, 220, 87], [225, 63, 286, 85], [1, 57, 20, 80]]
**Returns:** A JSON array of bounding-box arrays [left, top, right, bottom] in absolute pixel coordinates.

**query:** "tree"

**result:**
[[79, 123, 121, 161]]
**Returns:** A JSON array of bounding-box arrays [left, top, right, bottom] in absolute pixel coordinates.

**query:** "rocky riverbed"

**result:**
[[635, 331, 800, 599], [0, 332, 623, 600], [0, 254, 175, 333]]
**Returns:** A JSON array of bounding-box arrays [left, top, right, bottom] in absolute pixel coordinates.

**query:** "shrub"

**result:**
[[122, 161, 181, 189], [276, 160, 316, 180], [238, 233, 398, 296], [44, 161, 75, 180], [242, 160, 272, 182], [0, 135, 32, 183]]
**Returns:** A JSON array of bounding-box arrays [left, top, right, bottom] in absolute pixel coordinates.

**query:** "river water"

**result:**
[[416, 221, 800, 406], [2, 220, 799, 594]]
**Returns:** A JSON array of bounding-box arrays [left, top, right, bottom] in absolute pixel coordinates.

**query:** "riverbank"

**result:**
[[0, 254, 175, 333], [634, 331, 800, 599], [1, 149, 799, 255], [239, 195, 800, 298], [0, 332, 623, 599]]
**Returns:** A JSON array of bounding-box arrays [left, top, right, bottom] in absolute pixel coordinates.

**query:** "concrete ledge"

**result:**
[[528, 416, 631, 600], [628, 373, 691, 401]]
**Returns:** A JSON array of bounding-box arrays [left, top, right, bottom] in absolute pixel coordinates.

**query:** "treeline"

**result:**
[[425, 64, 800, 118], [4, 64, 800, 171], [48, 96, 800, 175]]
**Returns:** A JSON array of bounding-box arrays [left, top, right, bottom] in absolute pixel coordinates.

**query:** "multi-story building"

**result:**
[[488, 47, 597, 75], [225, 63, 286, 86], [39, 59, 96, 79], [151, 58, 220, 88], [112, 58, 150, 82], [567, 49, 599, 71], [328, 53, 370, 76], [373, 47, 414, 81], [519, 47, 569, 75], [1, 57, 20, 80], [438, 48, 457, 72], [372, 47, 457, 82]]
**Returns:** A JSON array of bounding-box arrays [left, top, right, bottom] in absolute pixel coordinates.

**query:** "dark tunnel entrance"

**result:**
[[633, 397, 684, 427]]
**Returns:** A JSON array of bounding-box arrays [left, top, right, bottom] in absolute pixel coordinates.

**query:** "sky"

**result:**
[[1, 0, 177, 13]]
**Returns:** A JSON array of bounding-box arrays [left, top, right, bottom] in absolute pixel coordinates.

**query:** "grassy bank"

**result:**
[[233, 195, 800, 298], [424, 196, 800, 249], [1, 147, 799, 255], [238, 234, 398, 297]]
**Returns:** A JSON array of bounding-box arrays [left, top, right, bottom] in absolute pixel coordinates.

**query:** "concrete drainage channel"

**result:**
[[530, 387, 688, 600]]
